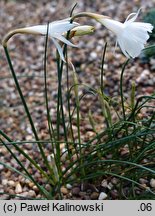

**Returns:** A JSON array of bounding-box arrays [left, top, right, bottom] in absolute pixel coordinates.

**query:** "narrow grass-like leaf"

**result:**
[[100, 42, 107, 94], [3, 46, 53, 180], [0, 138, 51, 199]]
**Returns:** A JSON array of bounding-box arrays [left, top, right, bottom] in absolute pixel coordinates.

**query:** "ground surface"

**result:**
[[0, 0, 155, 199]]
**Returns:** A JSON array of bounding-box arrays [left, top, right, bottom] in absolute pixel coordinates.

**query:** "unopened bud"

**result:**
[[70, 25, 95, 38]]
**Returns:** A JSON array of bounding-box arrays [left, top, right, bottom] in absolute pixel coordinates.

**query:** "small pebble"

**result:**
[[90, 51, 97, 60], [25, 179, 31, 184], [32, 185, 39, 193], [60, 187, 68, 195], [66, 184, 72, 190], [101, 179, 108, 188], [2, 179, 8, 186], [28, 190, 36, 198], [79, 191, 86, 198], [8, 189, 15, 195], [8, 180, 15, 187], [84, 195, 91, 200], [29, 182, 35, 188], [107, 182, 113, 190], [90, 192, 99, 200], [111, 178, 119, 185], [5, 170, 12, 178], [98, 192, 107, 200], [15, 183, 22, 194], [72, 187, 80, 196], [110, 190, 118, 199], [45, 184, 51, 191], [0, 164, 4, 170], [150, 179, 155, 188], [139, 178, 148, 184], [145, 87, 154, 94]]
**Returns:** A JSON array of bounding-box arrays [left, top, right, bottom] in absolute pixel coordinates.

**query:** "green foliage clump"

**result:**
[[143, 9, 155, 42], [140, 9, 155, 61]]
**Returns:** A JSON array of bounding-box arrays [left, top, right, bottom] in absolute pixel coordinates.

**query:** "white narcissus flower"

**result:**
[[95, 9, 153, 58], [18, 19, 79, 62], [2, 19, 80, 62], [3, 19, 95, 62]]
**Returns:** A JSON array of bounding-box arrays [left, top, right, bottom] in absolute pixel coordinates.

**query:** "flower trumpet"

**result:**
[[72, 9, 153, 58]]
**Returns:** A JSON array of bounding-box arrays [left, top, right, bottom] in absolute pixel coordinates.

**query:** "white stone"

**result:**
[[98, 192, 107, 200], [0, 164, 4, 170], [8, 180, 15, 187], [15, 183, 22, 194], [2, 179, 8, 186], [150, 179, 155, 188], [101, 179, 108, 188], [66, 184, 72, 190]]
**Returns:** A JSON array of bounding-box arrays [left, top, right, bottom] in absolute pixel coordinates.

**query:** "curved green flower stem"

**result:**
[[120, 59, 134, 161], [69, 6, 86, 178], [66, 53, 75, 144], [65, 2, 77, 146], [70, 3, 77, 17], [56, 57, 69, 200], [130, 82, 137, 152], [100, 42, 107, 95], [3, 46, 54, 183], [56, 4, 78, 163], [99, 42, 114, 141], [120, 59, 129, 122], [56, 58, 61, 145], [71, 12, 108, 22], [0, 130, 54, 186], [43, 23, 59, 184], [0, 138, 51, 199], [71, 68, 86, 177], [58, 59, 68, 142], [54, 5, 79, 198], [2, 29, 38, 47]]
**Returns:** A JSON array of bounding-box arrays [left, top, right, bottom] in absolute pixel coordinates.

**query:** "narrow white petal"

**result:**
[[124, 37, 144, 57], [49, 21, 79, 34], [132, 33, 149, 44], [125, 8, 141, 24], [54, 34, 78, 47], [124, 25, 150, 44], [117, 38, 130, 58], [125, 12, 137, 23], [118, 33, 144, 58], [52, 38, 66, 62]]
